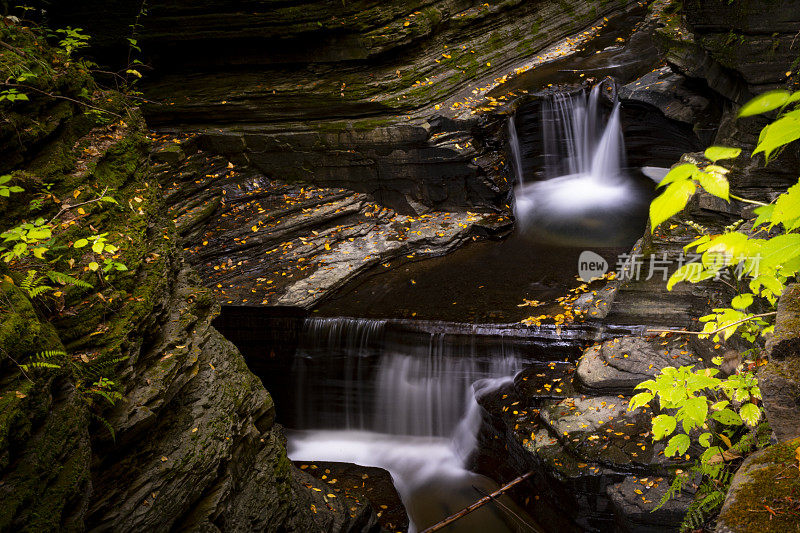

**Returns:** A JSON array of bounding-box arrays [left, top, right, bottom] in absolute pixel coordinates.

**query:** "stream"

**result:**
[[282, 79, 651, 531]]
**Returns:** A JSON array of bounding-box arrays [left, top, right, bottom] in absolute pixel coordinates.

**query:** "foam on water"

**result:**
[[512, 86, 647, 247], [287, 318, 531, 531]]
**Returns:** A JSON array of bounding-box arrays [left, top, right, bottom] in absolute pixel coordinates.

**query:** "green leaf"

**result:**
[[650, 180, 696, 232], [731, 293, 754, 310], [681, 396, 709, 430], [73, 238, 89, 248], [32, 247, 47, 259], [657, 163, 696, 189], [711, 400, 730, 412], [699, 432, 712, 447], [753, 111, 800, 161], [628, 392, 653, 412], [695, 170, 730, 201], [770, 180, 800, 231], [92, 241, 105, 254], [0, 175, 11, 185], [704, 146, 741, 162], [100, 196, 118, 204], [758, 234, 800, 271], [667, 263, 712, 290], [739, 403, 761, 427], [701, 446, 723, 465], [738, 90, 791, 118], [711, 408, 743, 426], [665, 433, 691, 457], [88, 262, 99, 272], [752, 204, 775, 228], [653, 414, 677, 440]]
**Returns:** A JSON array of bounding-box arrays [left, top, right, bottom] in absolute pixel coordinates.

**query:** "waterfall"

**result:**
[[508, 115, 525, 185], [288, 317, 529, 532], [540, 85, 621, 180], [513, 84, 647, 247], [293, 317, 522, 439]]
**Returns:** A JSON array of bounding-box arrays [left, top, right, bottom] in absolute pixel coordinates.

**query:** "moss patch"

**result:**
[[718, 438, 800, 532]]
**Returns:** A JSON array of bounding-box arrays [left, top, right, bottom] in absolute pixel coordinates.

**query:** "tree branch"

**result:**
[[647, 311, 778, 337], [2, 83, 125, 119], [48, 186, 110, 225]]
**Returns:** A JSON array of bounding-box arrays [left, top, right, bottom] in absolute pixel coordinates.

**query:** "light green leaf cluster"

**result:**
[[649, 146, 740, 231], [0, 175, 24, 197], [629, 364, 762, 466], [0, 218, 52, 262], [73, 233, 128, 273]]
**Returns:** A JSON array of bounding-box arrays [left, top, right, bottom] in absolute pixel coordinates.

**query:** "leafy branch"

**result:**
[[646, 312, 778, 337]]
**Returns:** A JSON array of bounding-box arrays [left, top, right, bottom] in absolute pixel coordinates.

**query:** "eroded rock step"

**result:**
[[471, 332, 729, 532], [154, 134, 510, 309]]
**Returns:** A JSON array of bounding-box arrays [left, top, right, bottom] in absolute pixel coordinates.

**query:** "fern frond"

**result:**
[[20, 362, 62, 371], [27, 284, 53, 298], [89, 412, 116, 441], [46, 270, 93, 289], [18, 349, 65, 373], [20, 270, 38, 292], [653, 473, 686, 511], [33, 349, 67, 360], [76, 356, 129, 379], [680, 486, 727, 532]]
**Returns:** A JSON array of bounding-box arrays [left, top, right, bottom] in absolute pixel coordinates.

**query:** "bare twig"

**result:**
[[471, 485, 541, 532], [0, 39, 28, 57], [48, 186, 110, 224], [730, 193, 769, 207], [420, 472, 534, 533], [647, 311, 778, 337], [1, 83, 125, 119]]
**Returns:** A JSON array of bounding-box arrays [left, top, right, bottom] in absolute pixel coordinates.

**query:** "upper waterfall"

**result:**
[[511, 85, 649, 247]]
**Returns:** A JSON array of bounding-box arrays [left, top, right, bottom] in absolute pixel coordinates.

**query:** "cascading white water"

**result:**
[[512, 85, 646, 247], [508, 115, 525, 186], [294, 317, 521, 438], [287, 317, 529, 532]]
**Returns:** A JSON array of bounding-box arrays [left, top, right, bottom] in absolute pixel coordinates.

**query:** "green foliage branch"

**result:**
[[629, 89, 800, 528]]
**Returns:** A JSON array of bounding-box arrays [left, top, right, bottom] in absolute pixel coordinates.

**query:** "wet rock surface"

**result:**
[[295, 461, 409, 533], [576, 335, 707, 395], [607, 476, 697, 533], [472, 366, 699, 532], [155, 134, 509, 308]]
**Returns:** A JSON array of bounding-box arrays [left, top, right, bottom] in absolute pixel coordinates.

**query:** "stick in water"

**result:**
[[420, 472, 534, 533]]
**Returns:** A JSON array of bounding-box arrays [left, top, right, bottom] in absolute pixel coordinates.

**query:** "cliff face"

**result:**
[[684, 0, 800, 91], [45, 0, 641, 215], [0, 24, 369, 532]]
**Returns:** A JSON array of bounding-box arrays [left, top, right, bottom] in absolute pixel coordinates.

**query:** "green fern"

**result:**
[[680, 487, 726, 532], [20, 269, 53, 298], [654, 473, 687, 511], [78, 355, 128, 379], [89, 411, 116, 441], [45, 270, 93, 289], [19, 349, 65, 372]]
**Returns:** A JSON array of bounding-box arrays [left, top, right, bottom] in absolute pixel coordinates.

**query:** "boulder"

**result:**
[[715, 437, 800, 533], [760, 284, 800, 442], [576, 336, 706, 395]]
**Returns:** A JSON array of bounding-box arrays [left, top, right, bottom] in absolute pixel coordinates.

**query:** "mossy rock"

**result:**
[[716, 437, 800, 533]]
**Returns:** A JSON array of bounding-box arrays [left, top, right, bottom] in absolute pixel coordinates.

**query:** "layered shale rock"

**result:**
[[0, 25, 379, 531], [46, 0, 643, 215], [154, 135, 510, 307]]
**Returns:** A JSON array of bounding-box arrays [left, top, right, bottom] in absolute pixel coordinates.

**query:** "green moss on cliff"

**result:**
[[717, 438, 800, 533]]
